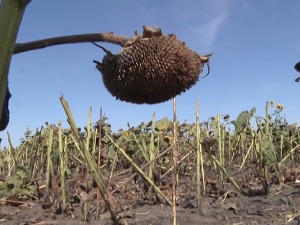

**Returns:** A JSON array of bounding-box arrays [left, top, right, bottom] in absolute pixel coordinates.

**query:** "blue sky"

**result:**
[[1, 0, 299, 147]]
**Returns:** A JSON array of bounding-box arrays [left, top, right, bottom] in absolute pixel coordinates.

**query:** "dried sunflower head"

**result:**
[[93, 26, 212, 104]]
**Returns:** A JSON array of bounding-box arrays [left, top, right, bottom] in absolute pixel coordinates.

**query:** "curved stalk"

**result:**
[[14, 33, 131, 54]]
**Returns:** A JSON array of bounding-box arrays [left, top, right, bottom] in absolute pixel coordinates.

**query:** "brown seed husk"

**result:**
[[94, 26, 211, 104]]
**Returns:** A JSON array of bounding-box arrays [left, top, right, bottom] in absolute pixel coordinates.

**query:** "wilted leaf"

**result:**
[[5, 176, 22, 189], [250, 107, 256, 115], [122, 131, 133, 142], [209, 117, 217, 129], [101, 124, 111, 133], [101, 135, 110, 144], [260, 134, 276, 165], [0, 176, 22, 197], [223, 114, 230, 121], [232, 111, 253, 134], [156, 117, 172, 132], [111, 132, 122, 139], [108, 146, 117, 160], [16, 165, 30, 182]]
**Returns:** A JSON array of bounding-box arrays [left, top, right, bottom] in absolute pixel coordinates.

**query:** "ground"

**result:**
[[1, 162, 299, 225]]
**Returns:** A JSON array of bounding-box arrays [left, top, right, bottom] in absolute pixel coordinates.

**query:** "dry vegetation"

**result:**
[[0, 99, 299, 225]]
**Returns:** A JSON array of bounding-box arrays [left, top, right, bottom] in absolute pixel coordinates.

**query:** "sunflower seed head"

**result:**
[[94, 26, 211, 104]]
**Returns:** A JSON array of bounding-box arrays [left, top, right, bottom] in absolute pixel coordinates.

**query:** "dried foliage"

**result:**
[[0, 101, 299, 224]]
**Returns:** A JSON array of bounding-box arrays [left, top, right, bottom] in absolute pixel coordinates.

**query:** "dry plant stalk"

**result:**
[[148, 113, 156, 182], [45, 124, 53, 195], [58, 121, 67, 211], [106, 133, 173, 206], [111, 141, 183, 194], [97, 108, 102, 169], [196, 99, 205, 213], [60, 96, 121, 224], [172, 97, 178, 225], [14, 33, 130, 54]]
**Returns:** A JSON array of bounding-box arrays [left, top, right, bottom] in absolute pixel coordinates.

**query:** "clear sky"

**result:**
[[1, 0, 299, 147]]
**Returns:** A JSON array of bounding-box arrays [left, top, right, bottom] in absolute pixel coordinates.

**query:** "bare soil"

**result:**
[[1, 160, 300, 225]]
